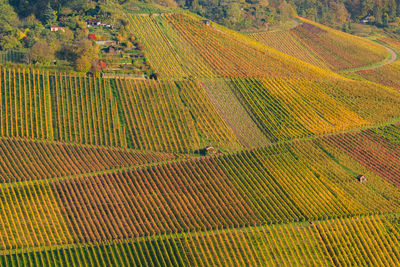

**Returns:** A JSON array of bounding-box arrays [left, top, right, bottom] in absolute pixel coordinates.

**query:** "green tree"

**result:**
[[397, 0, 400, 17], [383, 13, 389, 27], [42, 2, 56, 25], [374, 5, 383, 25], [0, 0, 20, 32], [0, 35, 20, 50]]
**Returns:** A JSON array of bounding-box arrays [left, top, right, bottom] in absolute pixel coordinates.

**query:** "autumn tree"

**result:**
[[74, 38, 99, 73], [75, 55, 91, 73], [28, 40, 55, 64]]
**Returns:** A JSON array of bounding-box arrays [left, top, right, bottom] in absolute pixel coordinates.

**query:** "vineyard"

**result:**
[[0, 51, 26, 64], [2, 9, 400, 266], [248, 31, 329, 69], [249, 17, 389, 72]]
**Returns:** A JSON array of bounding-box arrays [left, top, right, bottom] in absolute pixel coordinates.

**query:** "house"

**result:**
[[360, 16, 372, 24], [202, 20, 210, 26], [86, 18, 101, 27], [360, 11, 374, 24], [50, 25, 65, 32], [357, 175, 367, 183]]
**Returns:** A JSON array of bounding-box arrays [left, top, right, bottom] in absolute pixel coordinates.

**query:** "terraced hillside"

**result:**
[[2, 10, 400, 266]]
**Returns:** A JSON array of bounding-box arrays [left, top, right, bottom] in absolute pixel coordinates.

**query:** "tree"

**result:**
[[28, 40, 55, 63], [397, 0, 400, 17], [0, 0, 20, 33], [383, 13, 389, 27], [42, 2, 56, 25], [75, 55, 91, 73], [389, 0, 396, 20], [73, 38, 99, 73], [374, 5, 383, 25], [0, 35, 20, 50], [225, 3, 242, 25], [330, 2, 350, 26]]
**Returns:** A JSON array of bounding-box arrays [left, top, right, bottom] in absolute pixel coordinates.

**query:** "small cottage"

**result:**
[[357, 175, 367, 183], [87, 18, 101, 27], [360, 12, 374, 24], [50, 25, 65, 32]]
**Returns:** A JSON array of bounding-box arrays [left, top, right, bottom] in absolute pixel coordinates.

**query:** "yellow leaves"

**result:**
[[16, 29, 29, 40]]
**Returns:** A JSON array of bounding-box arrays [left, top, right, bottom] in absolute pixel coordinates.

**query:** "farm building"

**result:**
[[50, 25, 65, 32]]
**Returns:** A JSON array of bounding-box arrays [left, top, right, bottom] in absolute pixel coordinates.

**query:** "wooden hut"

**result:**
[[357, 175, 367, 183], [205, 146, 216, 155]]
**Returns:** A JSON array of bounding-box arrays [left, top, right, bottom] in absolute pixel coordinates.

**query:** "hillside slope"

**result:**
[[249, 17, 389, 71], [2, 9, 400, 266]]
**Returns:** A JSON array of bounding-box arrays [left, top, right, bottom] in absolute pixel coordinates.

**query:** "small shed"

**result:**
[[205, 146, 216, 155], [357, 175, 367, 183], [50, 25, 65, 32], [202, 20, 210, 26]]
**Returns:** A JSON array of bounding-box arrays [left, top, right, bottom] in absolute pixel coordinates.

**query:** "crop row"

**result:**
[[129, 13, 327, 79], [165, 14, 299, 78], [292, 19, 388, 71], [249, 31, 328, 69], [0, 68, 127, 147], [114, 78, 240, 152], [0, 137, 175, 183], [0, 51, 25, 64], [230, 77, 372, 142], [357, 61, 400, 89], [6, 131, 400, 249], [326, 125, 400, 189], [2, 215, 400, 266], [200, 79, 269, 148], [0, 67, 245, 152], [51, 73, 126, 147], [127, 14, 214, 78]]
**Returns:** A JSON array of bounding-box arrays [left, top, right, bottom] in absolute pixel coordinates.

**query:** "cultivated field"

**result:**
[[2, 11, 400, 266]]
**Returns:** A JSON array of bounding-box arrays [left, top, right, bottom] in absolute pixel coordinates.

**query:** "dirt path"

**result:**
[[341, 43, 397, 73]]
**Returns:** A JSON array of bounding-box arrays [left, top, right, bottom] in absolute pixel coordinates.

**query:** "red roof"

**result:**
[[88, 18, 100, 22], [88, 34, 97, 41]]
